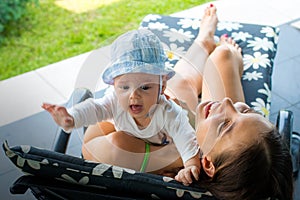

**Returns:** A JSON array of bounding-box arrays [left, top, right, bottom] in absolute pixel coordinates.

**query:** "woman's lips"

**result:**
[[130, 105, 143, 114], [204, 101, 218, 118], [204, 102, 213, 118]]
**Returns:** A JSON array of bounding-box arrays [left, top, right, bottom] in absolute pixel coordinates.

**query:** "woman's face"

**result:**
[[196, 97, 273, 157]]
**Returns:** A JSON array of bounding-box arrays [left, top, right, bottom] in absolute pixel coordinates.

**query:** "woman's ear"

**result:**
[[201, 155, 215, 177]]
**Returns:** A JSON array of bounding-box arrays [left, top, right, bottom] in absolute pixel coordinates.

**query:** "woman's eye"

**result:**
[[218, 120, 230, 135], [222, 120, 230, 130], [242, 108, 261, 115], [242, 108, 251, 113], [140, 85, 151, 90]]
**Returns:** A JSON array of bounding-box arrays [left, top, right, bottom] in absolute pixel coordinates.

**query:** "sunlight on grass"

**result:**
[[55, 0, 118, 14], [55, 0, 120, 13]]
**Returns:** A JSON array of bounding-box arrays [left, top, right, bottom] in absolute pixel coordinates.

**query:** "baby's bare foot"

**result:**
[[195, 4, 218, 54]]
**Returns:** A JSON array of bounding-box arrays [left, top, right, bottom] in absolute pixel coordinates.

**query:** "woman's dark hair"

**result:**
[[197, 128, 293, 200]]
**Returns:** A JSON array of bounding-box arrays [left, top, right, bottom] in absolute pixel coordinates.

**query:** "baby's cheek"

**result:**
[[117, 97, 129, 111]]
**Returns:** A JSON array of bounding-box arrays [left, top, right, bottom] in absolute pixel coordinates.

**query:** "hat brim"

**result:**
[[102, 61, 175, 85]]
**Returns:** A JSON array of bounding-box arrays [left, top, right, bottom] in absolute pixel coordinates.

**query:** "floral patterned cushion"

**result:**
[[3, 141, 216, 199], [139, 14, 279, 118]]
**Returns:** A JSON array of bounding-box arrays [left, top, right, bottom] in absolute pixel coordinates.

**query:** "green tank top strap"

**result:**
[[140, 142, 150, 172]]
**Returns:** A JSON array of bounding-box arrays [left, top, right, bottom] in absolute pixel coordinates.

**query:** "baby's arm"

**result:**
[[42, 103, 74, 132], [175, 155, 201, 186]]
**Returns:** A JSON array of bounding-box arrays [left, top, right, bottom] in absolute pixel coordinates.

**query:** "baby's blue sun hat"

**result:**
[[102, 29, 175, 85]]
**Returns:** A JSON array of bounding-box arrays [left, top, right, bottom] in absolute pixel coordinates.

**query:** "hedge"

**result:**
[[0, 0, 38, 38]]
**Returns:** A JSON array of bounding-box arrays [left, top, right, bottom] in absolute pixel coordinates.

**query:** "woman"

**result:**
[[82, 5, 293, 200]]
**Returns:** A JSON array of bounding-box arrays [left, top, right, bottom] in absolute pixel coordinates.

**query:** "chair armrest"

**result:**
[[53, 88, 93, 153], [276, 110, 293, 150], [291, 131, 300, 176], [275, 110, 300, 175]]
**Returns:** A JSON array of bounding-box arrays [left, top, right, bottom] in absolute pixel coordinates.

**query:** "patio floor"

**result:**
[[1, 0, 300, 199]]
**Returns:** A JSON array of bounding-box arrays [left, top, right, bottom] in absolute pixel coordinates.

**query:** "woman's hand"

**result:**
[[42, 103, 74, 132], [175, 165, 200, 186]]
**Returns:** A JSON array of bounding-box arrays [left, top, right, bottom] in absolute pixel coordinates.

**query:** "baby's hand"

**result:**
[[175, 165, 200, 186], [42, 103, 74, 131]]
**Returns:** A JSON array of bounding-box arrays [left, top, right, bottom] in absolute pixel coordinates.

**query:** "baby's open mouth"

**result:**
[[130, 104, 143, 114]]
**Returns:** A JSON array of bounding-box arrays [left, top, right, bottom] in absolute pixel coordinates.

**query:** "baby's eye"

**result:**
[[140, 85, 151, 90], [119, 85, 129, 90]]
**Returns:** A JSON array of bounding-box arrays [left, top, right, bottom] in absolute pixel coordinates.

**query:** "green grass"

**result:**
[[0, 0, 208, 81]]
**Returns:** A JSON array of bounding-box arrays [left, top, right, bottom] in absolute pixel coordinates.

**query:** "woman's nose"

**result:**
[[222, 97, 232, 104], [221, 97, 237, 112]]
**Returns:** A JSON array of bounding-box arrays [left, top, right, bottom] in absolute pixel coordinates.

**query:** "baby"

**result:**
[[43, 29, 201, 185]]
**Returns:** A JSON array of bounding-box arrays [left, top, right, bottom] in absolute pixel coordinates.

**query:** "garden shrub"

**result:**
[[0, 0, 38, 39]]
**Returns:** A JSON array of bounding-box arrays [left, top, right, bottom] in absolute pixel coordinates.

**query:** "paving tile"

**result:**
[[171, 3, 206, 18], [274, 45, 291, 65], [0, 145, 15, 176], [293, 54, 300, 67], [291, 19, 300, 29], [65, 128, 84, 157], [0, 47, 111, 127], [36, 52, 91, 100], [295, 102, 300, 110], [73, 45, 111, 93], [176, 0, 300, 26], [217, 0, 290, 26], [270, 91, 292, 115], [0, 71, 66, 127], [0, 111, 58, 174], [274, 26, 294, 64], [0, 169, 35, 200], [36, 45, 111, 100], [272, 58, 300, 105], [265, 0, 300, 22], [275, 23, 300, 64], [67, 142, 83, 158]]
